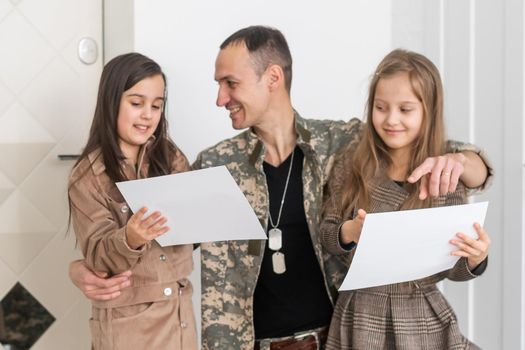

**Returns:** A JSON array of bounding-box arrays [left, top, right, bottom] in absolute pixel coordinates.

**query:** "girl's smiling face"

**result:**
[[117, 74, 165, 162], [372, 72, 424, 163]]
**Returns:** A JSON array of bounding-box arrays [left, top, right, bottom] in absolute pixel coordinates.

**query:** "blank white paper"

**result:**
[[339, 201, 489, 291], [116, 166, 267, 246]]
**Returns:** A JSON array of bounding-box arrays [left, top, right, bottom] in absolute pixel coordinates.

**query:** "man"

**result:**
[[70, 26, 490, 349]]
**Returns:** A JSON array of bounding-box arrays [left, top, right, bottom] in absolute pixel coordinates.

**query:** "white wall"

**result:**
[[132, 0, 391, 161], [103, 0, 134, 63]]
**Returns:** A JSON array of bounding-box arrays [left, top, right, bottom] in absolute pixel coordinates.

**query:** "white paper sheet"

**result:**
[[116, 166, 267, 246], [339, 201, 489, 291]]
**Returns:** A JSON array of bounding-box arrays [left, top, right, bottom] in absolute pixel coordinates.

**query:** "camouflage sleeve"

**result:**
[[320, 151, 357, 264], [322, 118, 364, 182], [446, 140, 494, 195], [191, 146, 226, 171], [200, 240, 254, 350], [200, 241, 229, 349], [328, 116, 363, 141], [170, 144, 192, 173], [191, 151, 204, 171], [325, 118, 363, 154]]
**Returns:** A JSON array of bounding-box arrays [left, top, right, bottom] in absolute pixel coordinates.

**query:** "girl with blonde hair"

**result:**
[[321, 49, 490, 349]]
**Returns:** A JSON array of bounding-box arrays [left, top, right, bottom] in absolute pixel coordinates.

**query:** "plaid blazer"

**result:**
[[320, 149, 486, 350]]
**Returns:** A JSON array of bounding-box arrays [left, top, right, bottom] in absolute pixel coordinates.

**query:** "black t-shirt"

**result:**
[[253, 147, 333, 339]]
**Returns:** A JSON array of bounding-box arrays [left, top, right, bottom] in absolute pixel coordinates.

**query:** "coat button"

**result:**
[[120, 205, 129, 213], [159, 254, 166, 261], [181, 321, 187, 328], [163, 287, 172, 296]]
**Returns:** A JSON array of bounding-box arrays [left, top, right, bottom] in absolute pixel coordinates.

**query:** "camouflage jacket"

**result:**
[[192, 112, 493, 350], [193, 113, 363, 349]]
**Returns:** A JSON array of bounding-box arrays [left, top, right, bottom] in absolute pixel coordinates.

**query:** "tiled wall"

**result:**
[[0, 0, 102, 348]]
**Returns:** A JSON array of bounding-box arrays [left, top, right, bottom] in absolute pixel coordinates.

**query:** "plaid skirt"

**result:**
[[326, 282, 480, 350]]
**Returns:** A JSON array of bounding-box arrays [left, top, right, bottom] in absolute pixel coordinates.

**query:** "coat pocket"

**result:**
[[111, 300, 180, 349], [91, 301, 173, 350], [111, 302, 153, 319], [89, 317, 109, 350]]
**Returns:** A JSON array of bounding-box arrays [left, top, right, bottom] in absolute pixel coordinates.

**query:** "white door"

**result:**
[[0, 0, 102, 349]]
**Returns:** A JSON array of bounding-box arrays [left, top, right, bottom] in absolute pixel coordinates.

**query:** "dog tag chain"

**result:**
[[266, 150, 294, 274]]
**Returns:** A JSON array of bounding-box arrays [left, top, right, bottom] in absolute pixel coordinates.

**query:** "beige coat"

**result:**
[[69, 142, 197, 350]]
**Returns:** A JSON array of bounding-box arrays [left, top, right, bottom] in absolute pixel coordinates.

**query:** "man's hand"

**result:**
[[68, 260, 131, 301], [407, 151, 488, 199], [407, 153, 466, 199]]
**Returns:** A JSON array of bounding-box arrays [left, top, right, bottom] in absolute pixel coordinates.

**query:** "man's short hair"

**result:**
[[221, 25, 293, 93]]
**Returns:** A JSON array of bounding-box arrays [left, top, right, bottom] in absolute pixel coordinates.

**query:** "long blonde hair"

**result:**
[[340, 49, 446, 215]]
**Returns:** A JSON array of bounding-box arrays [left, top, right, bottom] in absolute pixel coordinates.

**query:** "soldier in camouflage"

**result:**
[[68, 26, 491, 350]]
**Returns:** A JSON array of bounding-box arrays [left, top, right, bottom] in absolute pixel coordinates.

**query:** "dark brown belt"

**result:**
[[254, 327, 328, 350]]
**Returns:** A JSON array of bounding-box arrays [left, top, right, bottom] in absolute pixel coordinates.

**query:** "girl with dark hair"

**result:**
[[321, 49, 491, 349], [68, 53, 197, 349]]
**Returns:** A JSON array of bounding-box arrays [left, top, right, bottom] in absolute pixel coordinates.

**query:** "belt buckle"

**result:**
[[294, 330, 320, 350]]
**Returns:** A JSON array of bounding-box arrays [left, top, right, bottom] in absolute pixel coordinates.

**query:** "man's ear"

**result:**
[[267, 64, 284, 92]]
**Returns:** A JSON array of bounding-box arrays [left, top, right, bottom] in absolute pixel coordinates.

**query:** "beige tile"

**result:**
[[19, 230, 84, 318], [31, 299, 91, 350], [0, 190, 56, 234], [19, 145, 72, 228], [0, 233, 54, 274], [0, 0, 102, 347], [19, 57, 81, 140], [55, 118, 91, 157], [0, 189, 13, 206], [0, 143, 55, 185], [0, 102, 55, 143], [18, 0, 97, 50], [0, 81, 14, 118], [0, 259, 16, 300], [0, 171, 14, 206], [0, 171, 13, 188], [0, 11, 54, 93]]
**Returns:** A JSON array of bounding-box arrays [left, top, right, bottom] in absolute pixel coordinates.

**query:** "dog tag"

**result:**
[[272, 252, 286, 274], [268, 228, 282, 251]]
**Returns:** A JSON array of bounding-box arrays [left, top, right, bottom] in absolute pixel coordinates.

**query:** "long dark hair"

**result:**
[[75, 52, 175, 182], [67, 53, 177, 235]]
